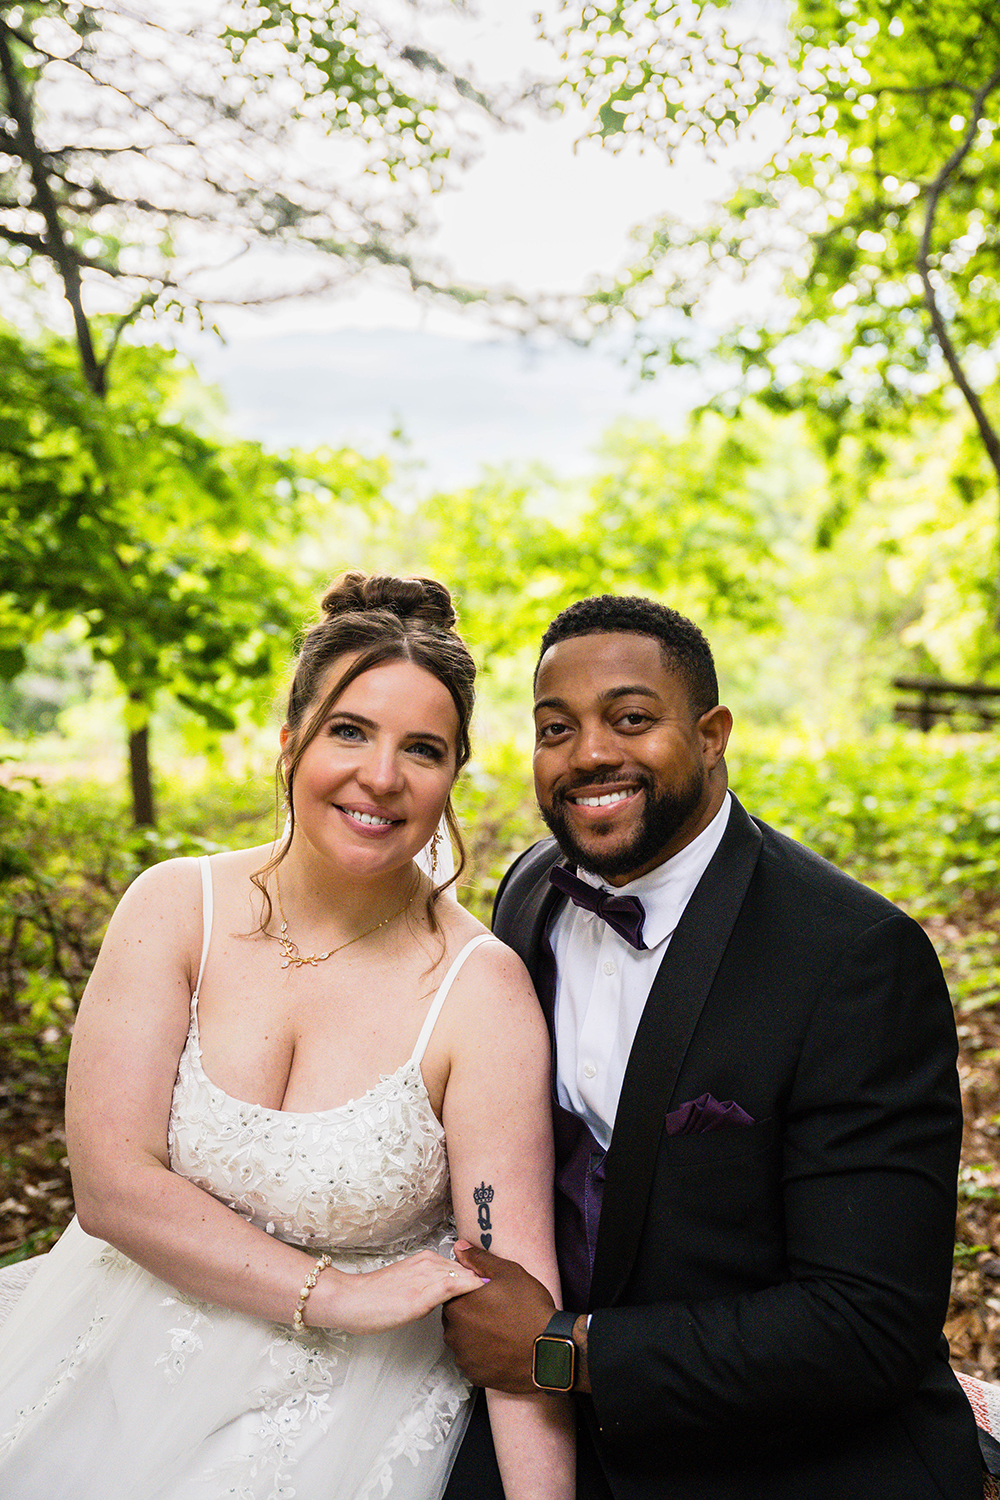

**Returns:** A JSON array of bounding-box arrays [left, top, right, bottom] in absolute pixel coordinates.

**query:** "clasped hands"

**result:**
[[442, 1241, 589, 1394]]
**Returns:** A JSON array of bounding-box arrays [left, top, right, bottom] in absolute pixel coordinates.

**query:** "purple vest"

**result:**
[[553, 1098, 607, 1312]]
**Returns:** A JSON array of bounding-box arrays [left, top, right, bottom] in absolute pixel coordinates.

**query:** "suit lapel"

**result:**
[[495, 843, 559, 952], [589, 797, 763, 1309], [492, 841, 565, 1030]]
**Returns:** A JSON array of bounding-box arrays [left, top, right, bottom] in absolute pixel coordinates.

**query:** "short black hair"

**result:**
[[535, 595, 719, 718]]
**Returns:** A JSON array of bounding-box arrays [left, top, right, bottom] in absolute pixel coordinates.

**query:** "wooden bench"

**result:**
[[893, 677, 1000, 732]]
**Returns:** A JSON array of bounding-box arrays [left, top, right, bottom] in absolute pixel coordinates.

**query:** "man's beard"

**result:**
[[540, 768, 706, 882]]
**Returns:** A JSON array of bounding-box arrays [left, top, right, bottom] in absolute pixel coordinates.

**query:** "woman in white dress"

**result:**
[[0, 572, 573, 1500]]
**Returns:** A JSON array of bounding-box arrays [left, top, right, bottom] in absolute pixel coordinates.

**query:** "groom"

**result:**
[[443, 594, 983, 1499]]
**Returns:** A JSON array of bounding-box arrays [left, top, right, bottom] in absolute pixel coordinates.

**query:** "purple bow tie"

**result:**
[[548, 865, 648, 950]]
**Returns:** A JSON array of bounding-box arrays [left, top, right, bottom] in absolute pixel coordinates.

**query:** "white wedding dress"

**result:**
[[0, 858, 489, 1500]]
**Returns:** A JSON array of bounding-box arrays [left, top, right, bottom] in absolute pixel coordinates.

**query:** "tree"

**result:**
[[348, 409, 788, 667], [550, 1, 1000, 633], [0, 0, 504, 389], [0, 328, 388, 824], [0, 1, 495, 817]]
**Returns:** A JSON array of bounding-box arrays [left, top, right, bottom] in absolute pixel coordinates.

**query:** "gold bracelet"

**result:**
[[292, 1253, 332, 1332]]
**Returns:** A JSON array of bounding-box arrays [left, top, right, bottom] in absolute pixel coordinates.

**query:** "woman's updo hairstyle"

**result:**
[[253, 572, 476, 928]]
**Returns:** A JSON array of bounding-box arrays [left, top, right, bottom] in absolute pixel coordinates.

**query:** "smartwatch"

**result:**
[[532, 1310, 577, 1393]]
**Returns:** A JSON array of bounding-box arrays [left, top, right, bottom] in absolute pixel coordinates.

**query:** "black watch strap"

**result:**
[[542, 1310, 578, 1341]]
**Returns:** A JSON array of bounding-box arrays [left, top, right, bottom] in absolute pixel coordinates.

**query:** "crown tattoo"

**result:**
[[473, 1182, 494, 1205]]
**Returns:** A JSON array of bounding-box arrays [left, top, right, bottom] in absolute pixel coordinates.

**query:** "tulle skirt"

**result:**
[[0, 1218, 471, 1500]]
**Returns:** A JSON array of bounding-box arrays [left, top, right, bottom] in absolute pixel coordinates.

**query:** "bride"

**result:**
[[0, 572, 573, 1499]]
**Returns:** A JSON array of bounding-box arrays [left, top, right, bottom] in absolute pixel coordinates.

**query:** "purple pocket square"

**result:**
[[664, 1093, 755, 1136]]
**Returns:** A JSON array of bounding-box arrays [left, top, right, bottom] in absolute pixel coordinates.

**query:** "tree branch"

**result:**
[[98, 293, 158, 382], [917, 67, 1000, 471], [0, 21, 104, 396], [0, 220, 121, 276], [917, 63, 1000, 617]]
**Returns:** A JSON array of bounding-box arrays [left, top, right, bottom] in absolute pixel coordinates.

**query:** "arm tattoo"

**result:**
[[473, 1181, 494, 1250]]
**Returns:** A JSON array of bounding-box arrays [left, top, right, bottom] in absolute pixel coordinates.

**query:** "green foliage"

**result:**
[[335, 400, 1000, 716], [0, 332, 294, 718], [0, 771, 273, 1036], [741, 408, 1000, 696], [361, 411, 793, 667], [558, 0, 1000, 621], [452, 738, 546, 925], [563, 0, 1000, 399], [730, 728, 1000, 919], [0, 329, 395, 812], [762, 0, 1000, 451]]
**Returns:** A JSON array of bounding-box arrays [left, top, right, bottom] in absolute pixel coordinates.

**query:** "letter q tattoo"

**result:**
[[473, 1182, 494, 1250]]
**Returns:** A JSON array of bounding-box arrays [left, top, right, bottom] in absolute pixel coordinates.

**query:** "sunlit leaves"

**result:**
[[567, 0, 1000, 625], [220, 0, 465, 181], [0, 329, 318, 747], [548, 0, 786, 156], [379, 410, 788, 670]]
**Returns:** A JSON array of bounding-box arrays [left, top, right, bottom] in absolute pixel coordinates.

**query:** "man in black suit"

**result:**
[[443, 594, 983, 1499]]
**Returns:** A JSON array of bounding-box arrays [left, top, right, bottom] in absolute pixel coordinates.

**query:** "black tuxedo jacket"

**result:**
[[492, 795, 983, 1500]]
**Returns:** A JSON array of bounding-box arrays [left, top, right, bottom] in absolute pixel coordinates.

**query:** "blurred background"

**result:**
[[2, 0, 1000, 1374]]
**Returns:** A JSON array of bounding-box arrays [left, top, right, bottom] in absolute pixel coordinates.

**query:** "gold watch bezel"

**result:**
[[531, 1313, 577, 1392]]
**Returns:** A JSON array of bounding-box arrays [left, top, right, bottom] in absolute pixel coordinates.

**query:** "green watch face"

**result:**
[[532, 1335, 575, 1392]]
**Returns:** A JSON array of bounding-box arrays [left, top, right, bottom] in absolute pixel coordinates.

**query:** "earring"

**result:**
[[429, 825, 442, 870]]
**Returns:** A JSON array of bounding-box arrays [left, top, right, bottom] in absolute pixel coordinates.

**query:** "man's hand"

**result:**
[[442, 1241, 556, 1394]]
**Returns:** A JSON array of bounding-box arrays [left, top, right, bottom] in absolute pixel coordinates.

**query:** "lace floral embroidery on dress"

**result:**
[[155, 1297, 211, 1384], [96, 1245, 133, 1274], [161, 986, 469, 1496], [357, 1357, 471, 1500], [0, 925, 486, 1497], [0, 1309, 108, 1458], [200, 1327, 347, 1500]]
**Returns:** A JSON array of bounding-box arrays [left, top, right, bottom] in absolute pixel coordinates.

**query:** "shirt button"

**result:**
[[583, 1063, 597, 1080], [602, 960, 616, 976]]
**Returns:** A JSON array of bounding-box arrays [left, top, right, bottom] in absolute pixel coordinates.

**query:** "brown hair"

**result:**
[[252, 572, 476, 930]]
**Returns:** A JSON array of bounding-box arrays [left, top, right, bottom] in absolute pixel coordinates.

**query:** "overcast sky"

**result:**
[[188, 1, 779, 484]]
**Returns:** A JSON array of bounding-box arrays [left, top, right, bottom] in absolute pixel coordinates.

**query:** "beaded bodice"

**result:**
[[167, 1003, 454, 1259], [167, 858, 494, 1262]]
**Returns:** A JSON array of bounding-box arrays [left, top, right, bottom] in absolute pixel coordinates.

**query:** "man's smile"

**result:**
[[569, 788, 636, 810]]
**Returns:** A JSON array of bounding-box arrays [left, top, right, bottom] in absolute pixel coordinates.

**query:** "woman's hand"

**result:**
[[319, 1250, 486, 1335]]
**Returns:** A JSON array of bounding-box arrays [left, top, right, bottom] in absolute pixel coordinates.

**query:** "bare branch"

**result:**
[[98, 292, 159, 380], [916, 63, 1000, 617], [398, 45, 497, 116], [0, 20, 104, 394]]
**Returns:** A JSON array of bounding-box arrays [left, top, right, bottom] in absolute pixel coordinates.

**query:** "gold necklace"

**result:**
[[274, 872, 413, 970]]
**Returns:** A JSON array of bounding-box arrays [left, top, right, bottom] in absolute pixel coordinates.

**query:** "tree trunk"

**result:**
[[0, 21, 106, 397], [128, 716, 155, 829]]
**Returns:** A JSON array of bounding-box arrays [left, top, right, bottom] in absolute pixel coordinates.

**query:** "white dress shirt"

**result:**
[[551, 793, 732, 1150]]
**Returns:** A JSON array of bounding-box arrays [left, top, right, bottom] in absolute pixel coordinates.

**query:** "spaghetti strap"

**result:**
[[194, 854, 214, 1000], [410, 932, 497, 1067]]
